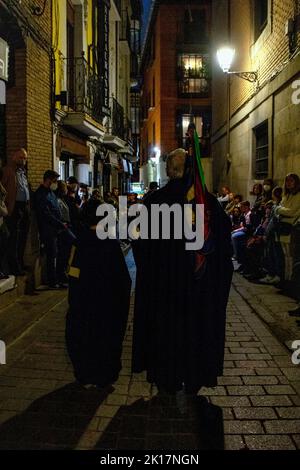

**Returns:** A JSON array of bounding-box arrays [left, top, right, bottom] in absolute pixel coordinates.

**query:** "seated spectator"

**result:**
[[250, 183, 264, 229], [262, 178, 275, 205], [231, 201, 252, 272], [230, 206, 241, 231], [243, 201, 273, 280], [217, 186, 231, 209], [225, 192, 235, 214]]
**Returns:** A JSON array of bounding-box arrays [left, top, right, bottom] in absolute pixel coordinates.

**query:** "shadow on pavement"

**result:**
[[94, 394, 224, 450], [0, 382, 113, 450]]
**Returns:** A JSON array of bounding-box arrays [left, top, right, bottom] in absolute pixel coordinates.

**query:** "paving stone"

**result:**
[[218, 377, 243, 386], [224, 353, 247, 360], [264, 385, 296, 395], [255, 367, 282, 376], [234, 407, 277, 420], [229, 347, 261, 354], [244, 435, 296, 450], [292, 435, 300, 449], [227, 386, 265, 396], [210, 396, 251, 407], [276, 408, 300, 419], [223, 368, 256, 376], [224, 435, 246, 450], [106, 394, 127, 406], [224, 420, 264, 434], [243, 376, 279, 385], [198, 386, 227, 396], [235, 360, 268, 368], [264, 420, 300, 434], [250, 396, 293, 407], [247, 353, 273, 360]]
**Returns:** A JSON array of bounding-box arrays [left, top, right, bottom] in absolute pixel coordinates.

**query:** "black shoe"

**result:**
[[47, 284, 60, 290], [58, 283, 68, 289]]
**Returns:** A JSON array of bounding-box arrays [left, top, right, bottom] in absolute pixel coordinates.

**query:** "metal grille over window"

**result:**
[[177, 54, 210, 97], [254, 121, 269, 179]]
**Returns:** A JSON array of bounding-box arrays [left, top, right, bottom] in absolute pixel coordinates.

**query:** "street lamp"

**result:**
[[216, 46, 258, 183], [217, 46, 258, 83]]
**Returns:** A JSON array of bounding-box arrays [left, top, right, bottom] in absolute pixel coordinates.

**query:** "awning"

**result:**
[[59, 135, 90, 164]]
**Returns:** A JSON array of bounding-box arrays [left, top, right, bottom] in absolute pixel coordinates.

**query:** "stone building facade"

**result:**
[[211, 0, 300, 197]]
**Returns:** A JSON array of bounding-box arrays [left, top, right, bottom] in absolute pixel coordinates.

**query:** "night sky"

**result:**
[[142, 0, 152, 40]]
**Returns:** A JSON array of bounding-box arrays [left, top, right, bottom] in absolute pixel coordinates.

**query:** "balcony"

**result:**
[[103, 97, 126, 150], [61, 56, 108, 136], [177, 55, 211, 98]]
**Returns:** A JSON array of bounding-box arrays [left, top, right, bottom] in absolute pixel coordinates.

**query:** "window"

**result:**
[[184, 9, 207, 44], [177, 111, 211, 157], [254, 121, 269, 179], [254, 0, 268, 40], [177, 54, 210, 96], [92, 0, 109, 111]]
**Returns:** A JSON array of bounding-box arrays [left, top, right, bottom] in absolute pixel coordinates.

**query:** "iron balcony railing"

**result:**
[[63, 56, 108, 122], [110, 97, 125, 139], [176, 61, 211, 97]]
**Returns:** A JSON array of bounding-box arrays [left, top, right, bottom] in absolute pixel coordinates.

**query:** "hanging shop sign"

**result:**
[[0, 38, 9, 82]]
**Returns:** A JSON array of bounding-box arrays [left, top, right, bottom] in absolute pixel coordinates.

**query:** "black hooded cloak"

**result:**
[[66, 228, 131, 387], [132, 178, 233, 393]]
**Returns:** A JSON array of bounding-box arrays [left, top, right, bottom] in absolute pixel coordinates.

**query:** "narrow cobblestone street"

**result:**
[[0, 252, 300, 450]]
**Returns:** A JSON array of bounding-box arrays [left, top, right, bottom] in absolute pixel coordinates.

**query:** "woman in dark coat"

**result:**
[[66, 199, 131, 387], [132, 149, 233, 394]]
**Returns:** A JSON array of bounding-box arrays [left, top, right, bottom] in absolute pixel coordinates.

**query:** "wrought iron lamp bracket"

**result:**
[[228, 71, 258, 83]]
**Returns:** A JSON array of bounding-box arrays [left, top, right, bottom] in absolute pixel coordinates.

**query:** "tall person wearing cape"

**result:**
[[132, 128, 233, 394], [66, 199, 131, 388]]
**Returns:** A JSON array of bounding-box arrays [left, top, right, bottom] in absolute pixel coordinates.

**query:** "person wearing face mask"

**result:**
[[34, 170, 68, 289], [262, 178, 274, 204], [78, 184, 89, 209], [65, 176, 81, 235], [1, 148, 31, 275]]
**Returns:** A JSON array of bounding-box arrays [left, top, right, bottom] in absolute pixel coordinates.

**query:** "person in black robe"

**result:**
[[132, 149, 233, 394], [66, 198, 131, 388]]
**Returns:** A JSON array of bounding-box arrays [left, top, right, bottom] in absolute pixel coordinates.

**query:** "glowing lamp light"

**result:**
[[217, 47, 235, 73]]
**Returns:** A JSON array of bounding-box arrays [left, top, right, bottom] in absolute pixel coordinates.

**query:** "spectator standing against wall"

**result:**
[[1, 149, 30, 275]]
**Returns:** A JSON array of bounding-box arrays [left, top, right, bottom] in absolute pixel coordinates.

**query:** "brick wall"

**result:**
[[212, 0, 300, 132], [3, 0, 52, 189], [141, 0, 212, 161]]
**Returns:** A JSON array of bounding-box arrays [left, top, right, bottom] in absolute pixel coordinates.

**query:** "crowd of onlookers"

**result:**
[[0, 148, 138, 289], [1, 148, 299, 317], [217, 174, 300, 317]]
